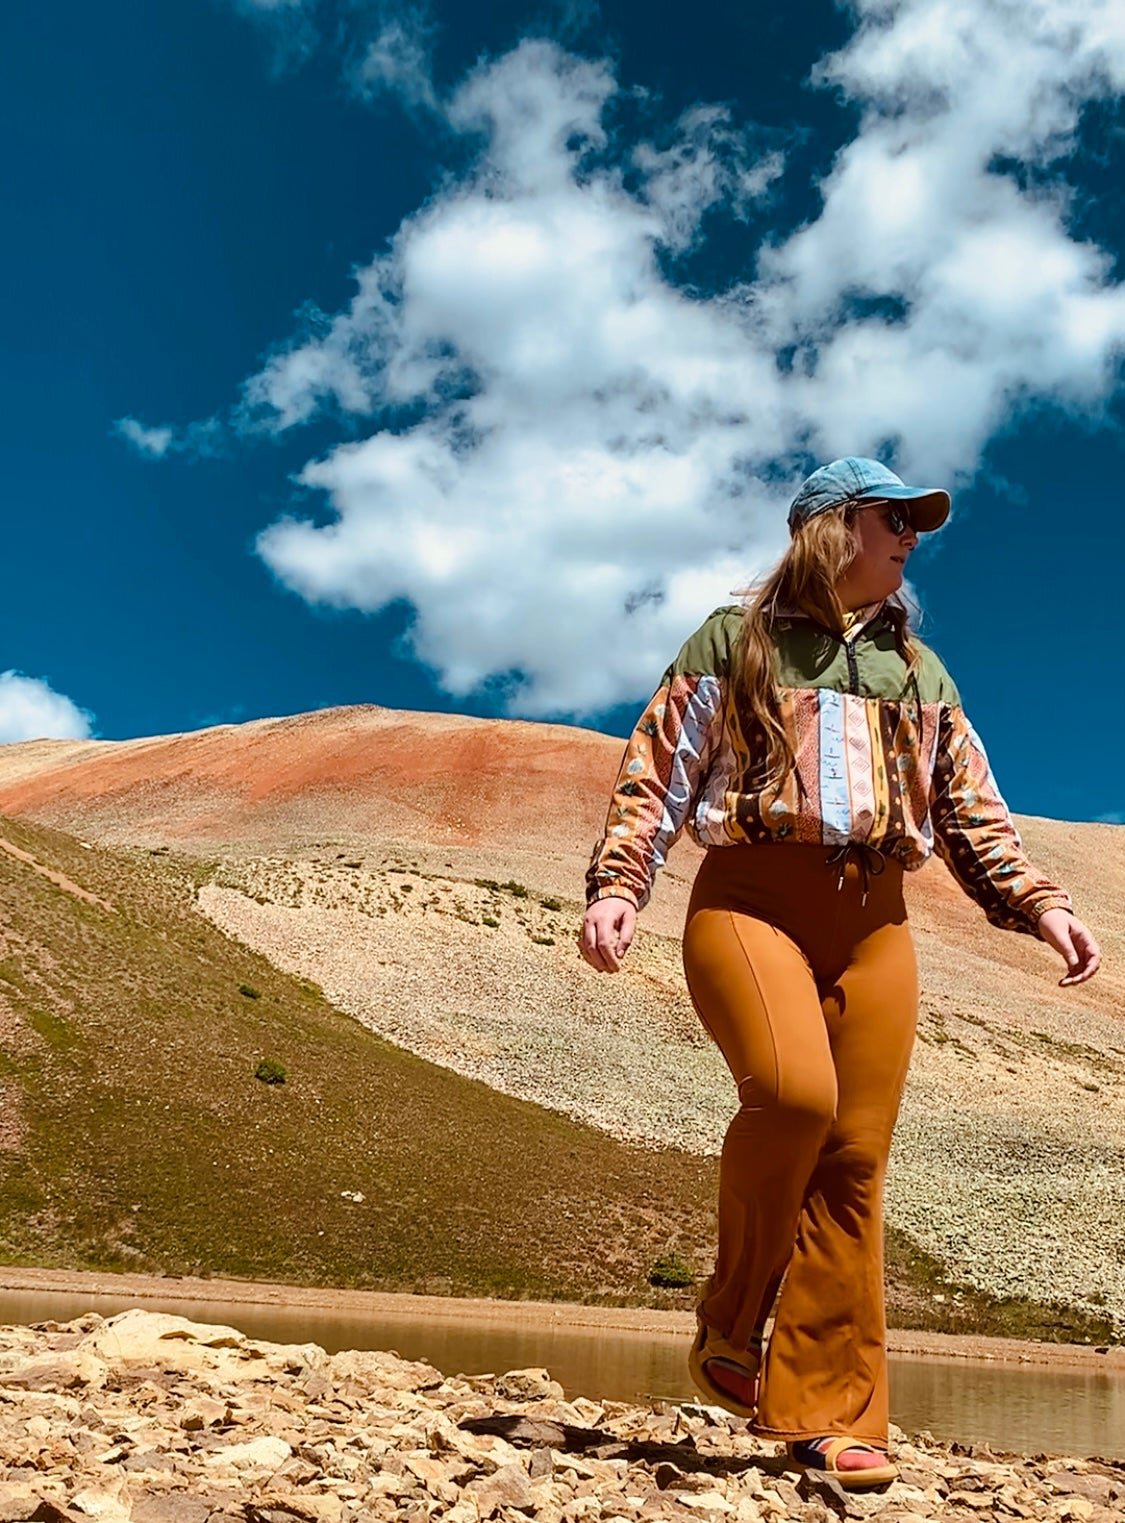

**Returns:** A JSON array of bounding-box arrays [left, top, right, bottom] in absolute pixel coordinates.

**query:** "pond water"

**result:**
[[2, 1289, 1121, 1461]]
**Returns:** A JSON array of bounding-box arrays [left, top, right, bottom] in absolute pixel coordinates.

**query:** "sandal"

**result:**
[[788, 1436, 898, 1491], [687, 1317, 761, 1419]]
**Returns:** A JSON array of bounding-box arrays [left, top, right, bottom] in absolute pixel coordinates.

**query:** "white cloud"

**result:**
[[0, 672, 94, 744], [114, 417, 175, 459], [757, 0, 1125, 482], [229, 0, 319, 69], [353, 8, 438, 112], [196, 6, 1125, 714], [114, 414, 224, 460]]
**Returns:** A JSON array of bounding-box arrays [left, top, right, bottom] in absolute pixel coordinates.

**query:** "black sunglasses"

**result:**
[[849, 498, 912, 535]]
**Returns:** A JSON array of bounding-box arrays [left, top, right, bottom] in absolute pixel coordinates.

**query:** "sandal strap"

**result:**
[[818, 1436, 886, 1469], [697, 1327, 761, 1376]]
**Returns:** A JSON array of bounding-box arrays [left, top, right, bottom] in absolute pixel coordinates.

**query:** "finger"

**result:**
[[596, 925, 623, 972], [1059, 928, 1097, 984], [1056, 937, 1080, 983], [1061, 932, 1101, 986], [615, 916, 635, 957], [579, 916, 608, 972], [581, 912, 620, 973]]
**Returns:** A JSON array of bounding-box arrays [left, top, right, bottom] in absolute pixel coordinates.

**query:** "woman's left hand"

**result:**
[[1036, 909, 1101, 987]]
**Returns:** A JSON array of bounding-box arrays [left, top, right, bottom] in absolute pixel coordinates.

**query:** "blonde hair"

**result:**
[[734, 505, 919, 789]]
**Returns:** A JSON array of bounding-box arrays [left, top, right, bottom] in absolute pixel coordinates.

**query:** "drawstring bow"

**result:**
[[825, 842, 886, 906]]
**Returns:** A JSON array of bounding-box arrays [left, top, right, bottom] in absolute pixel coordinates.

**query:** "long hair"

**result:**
[[734, 505, 919, 790]]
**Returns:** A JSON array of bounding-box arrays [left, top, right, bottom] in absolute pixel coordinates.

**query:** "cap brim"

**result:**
[[857, 484, 950, 533]]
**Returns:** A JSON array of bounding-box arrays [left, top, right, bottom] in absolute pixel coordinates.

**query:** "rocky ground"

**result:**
[[2, 1311, 1123, 1523]]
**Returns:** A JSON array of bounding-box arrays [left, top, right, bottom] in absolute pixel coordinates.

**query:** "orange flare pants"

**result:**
[[682, 842, 918, 1444]]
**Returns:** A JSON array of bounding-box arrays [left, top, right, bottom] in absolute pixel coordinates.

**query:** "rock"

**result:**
[[291, 1498, 345, 1523], [245, 1492, 343, 1523], [402, 1450, 466, 1501], [201, 1435, 292, 1470], [0, 1482, 46, 1521], [0, 1353, 107, 1391], [119, 1449, 178, 1473], [677, 1490, 736, 1514], [1053, 1502, 1096, 1522], [130, 1498, 214, 1523], [178, 1396, 229, 1430], [894, 1468, 937, 1491], [328, 1348, 441, 1393], [67, 1490, 133, 1523], [652, 1463, 719, 1494], [495, 1369, 565, 1401], [528, 1447, 555, 1479], [796, 1469, 858, 1517], [1049, 1474, 1121, 1505], [27, 1502, 87, 1523], [771, 1477, 803, 1510], [465, 1459, 535, 1516], [82, 1311, 246, 1361]]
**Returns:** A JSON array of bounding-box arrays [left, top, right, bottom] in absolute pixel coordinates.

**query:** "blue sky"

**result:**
[[3, 0, 1124, 824]]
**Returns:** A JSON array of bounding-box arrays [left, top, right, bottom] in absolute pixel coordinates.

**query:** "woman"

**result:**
[[580, 457, 1100, 1491]]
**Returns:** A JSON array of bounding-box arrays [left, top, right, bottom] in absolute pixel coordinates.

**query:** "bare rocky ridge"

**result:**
[[0, 706, 1123, 1329], [1, 1309, 1122, 1523]]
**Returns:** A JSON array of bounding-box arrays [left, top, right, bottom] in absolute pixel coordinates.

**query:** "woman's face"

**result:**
[[840, 501, 919, 607]]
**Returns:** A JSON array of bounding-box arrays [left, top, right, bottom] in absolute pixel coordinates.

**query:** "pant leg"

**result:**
[[755, 915, 918, 1443], [683, 904, 838, 1356]]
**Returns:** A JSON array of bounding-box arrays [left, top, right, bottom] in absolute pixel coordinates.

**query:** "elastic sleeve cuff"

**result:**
[[587, 885, 642, 910], [1027, 895, 1073, 927]]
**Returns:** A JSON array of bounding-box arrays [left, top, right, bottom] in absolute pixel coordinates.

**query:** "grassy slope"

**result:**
[[0, 815, 1116, 1343]]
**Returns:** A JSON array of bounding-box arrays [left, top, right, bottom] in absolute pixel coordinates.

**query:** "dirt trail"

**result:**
[[0, 835, 114, 912]]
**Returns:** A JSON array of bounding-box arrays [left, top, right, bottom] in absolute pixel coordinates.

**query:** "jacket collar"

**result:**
[[773, 599, 888, 642]]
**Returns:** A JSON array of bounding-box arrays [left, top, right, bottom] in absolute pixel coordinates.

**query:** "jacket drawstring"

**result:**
[[825, 842, 886, 906]]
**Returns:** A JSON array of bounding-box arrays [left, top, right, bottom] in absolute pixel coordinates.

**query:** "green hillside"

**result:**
[[0, 814, 1114, 1342]]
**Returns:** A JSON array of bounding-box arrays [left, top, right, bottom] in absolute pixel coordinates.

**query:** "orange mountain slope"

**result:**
[[0, 704, 1119, 1004]]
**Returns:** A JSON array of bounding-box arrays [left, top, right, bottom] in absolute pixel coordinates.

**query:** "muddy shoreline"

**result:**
[[3, 1264, 1122, 1374]]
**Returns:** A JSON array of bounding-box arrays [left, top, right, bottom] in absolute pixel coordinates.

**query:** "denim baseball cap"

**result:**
[[787, 457, 950, 535]]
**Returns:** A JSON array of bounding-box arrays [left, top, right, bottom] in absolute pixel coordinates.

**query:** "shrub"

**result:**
[[503, 880, 530, 899], [531, 934, 555, 946], [239, 984, 261, 1000], [540, 896, 562, 912], [255, 1058, 287, 1085], [482, 915, 500, 928], [647, 1253, 695, 1289]]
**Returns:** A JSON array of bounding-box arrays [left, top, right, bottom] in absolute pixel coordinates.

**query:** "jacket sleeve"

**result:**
[[585, 613, 730, 911], [929, 703, 1072, 935]]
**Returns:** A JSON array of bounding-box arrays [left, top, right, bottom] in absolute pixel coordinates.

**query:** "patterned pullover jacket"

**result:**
[[586, 604, 1071, 935]]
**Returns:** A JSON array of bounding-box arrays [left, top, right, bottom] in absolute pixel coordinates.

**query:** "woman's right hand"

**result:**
[[579, 897, 638, 973]]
